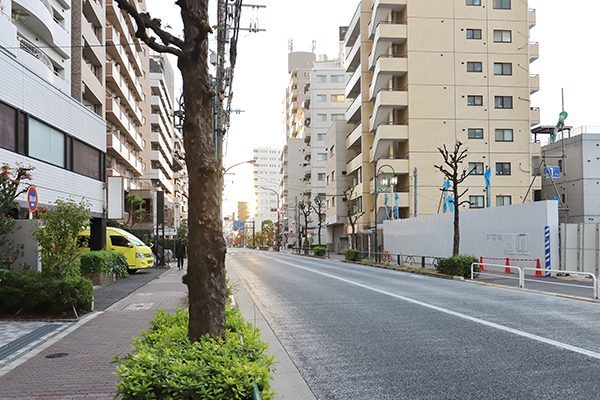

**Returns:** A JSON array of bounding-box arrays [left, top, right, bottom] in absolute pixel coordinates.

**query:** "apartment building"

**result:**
[[253, 147, 282, 229], [0, 0, 106, 261], [105, 0, 150, 192], [343, 0, 540, 250]]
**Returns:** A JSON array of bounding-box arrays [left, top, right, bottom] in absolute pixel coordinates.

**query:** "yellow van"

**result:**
[[79, 227, 154, 271]]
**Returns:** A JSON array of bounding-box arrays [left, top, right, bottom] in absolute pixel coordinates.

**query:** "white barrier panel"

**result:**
[[383, 201, 559, 271]]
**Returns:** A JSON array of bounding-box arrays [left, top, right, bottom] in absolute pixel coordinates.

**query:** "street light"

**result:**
[[261, 186, 280, 251], [374, 164, 397, 262], [224, 159, 256, 174]]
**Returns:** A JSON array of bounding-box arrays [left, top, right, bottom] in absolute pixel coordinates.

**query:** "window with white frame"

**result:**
[[468, 162, 484, 175], [331, 94, 345, 102], [317, 114, 327, 122], [494, 62, 512, 75], [493, 0, 510, 9], [467, 0, 481, 5], [495, 162, 511, 175], [317, 153, 327, 161], [495, 129, 513, 142], [331, 114, 344, 120], [331, 75, 344, 83], [467, 62, 482, 72], [318, 173, 326, 181], [496, 195, 511, 206], [493, 30, 511, 43], [467, 29, 482, 39], [317, 133, 326, 140], [494, 96, 513, 109], [28, 118, 65, 168], [467, 95, 483, 106], [316, 75, 326, 83], [468, 128, 483, 139], [316, 94, 327, 102], [469, 195, 484, 208]]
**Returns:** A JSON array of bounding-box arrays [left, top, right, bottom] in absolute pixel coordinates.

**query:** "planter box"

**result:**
[[85, 272, 116, 287]]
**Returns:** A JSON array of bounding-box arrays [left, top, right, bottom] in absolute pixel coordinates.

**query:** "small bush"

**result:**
[[80, 250, 129, 279], [313, 246, 326, 257], [0, 270, 93, 316], [345, 248, 358, 261], [113, 307, 275, 399], [436, 254, 479, 278]]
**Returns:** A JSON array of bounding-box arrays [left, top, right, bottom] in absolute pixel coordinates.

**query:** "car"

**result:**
[[79, 227, 154, 271]]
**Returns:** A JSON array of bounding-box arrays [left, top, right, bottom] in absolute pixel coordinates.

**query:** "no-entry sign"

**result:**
[[27, 186, 38, 213]]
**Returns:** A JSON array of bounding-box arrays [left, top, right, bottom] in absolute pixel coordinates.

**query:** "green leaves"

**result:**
[[114, 308, 275, 399], [80, 251, 129, 278], [436, 254, 479, 278]]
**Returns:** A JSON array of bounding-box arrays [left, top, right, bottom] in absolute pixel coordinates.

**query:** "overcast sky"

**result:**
[[146, 0, 600, 218]]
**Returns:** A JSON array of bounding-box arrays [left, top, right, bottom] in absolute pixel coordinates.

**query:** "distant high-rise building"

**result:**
[[253, 147, 282, 228]]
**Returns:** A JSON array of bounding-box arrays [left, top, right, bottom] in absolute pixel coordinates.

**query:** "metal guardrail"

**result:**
[[471, 262, 599, 299]]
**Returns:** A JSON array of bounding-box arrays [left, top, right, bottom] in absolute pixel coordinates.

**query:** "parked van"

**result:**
[[79, 227, 154, 271]]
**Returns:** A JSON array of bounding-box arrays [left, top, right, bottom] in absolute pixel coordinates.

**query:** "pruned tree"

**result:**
[[433, 141, 473, 256], [115, 0, 226, 341], [298, 199, 311, 248], [312, 195, 326, 246], [344, 185, 364, 249], [125, 193, 146, 228], [261, 219, 274, 245], [0, 164, 33, 269]]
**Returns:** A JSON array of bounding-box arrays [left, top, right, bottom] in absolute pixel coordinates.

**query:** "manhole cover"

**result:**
[[46, 353, 68, 359], [124, 302, 155, 311]]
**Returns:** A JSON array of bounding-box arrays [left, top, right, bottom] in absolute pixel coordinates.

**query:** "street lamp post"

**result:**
[[261, 186, 280, 251], [224, 159, 256, 174], [374, 164, 397, 262]]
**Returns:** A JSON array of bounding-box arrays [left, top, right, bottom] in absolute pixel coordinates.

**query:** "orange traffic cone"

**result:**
[[535, 259, 542, 277], [505, 258, 511, 274], [479, 256, 484, 271]]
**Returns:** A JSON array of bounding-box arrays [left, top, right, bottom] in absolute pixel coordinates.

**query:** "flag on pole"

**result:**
[[484, 167, 491, 208], [443, 179, 451, 213], [394, 193, 399, 219], [385, 194, 389, 220], [551, 111, 568, 142], [448, 195, 455, 212]]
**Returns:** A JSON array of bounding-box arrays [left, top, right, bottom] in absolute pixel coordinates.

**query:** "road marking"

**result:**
[[266, 256, 600, 361]]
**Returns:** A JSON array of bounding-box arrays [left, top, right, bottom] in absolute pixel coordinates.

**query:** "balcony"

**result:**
[[530, 74, 540, 94], [376, 158, 409, 177], [370, 0, 407, 34], [106, 131, 143, 176], [370, 123, 408, 162], [52, 19, 70, 58], [346, 95, 361, 123], [346, 152, 362, 175], [150, 150, 174, 180], [106, 98, 144, 151], [17, 36, 54, 82], [530, 107, 540, 126], [304, 165, 311, 179], [14, 0, 53, 44], [370, 89, 408, 132], [150, 168, 174, 195], [82, 62, 104, 104], [369, 22, 407, 68], [528, 9, 536, 29], [84, 0, 104, 27], [369, 56, 407, 99], [346, 122, 362, 150], [344, 3, 361, 49], [346, 66, 362, 99], [345, 32, 361, 73], [82, 20, 102, 64], [529, 42, 539, 63], [0, 12, 17, 55]]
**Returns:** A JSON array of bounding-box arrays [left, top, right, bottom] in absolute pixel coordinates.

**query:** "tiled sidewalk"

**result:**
[[0, 267, 187, 400]]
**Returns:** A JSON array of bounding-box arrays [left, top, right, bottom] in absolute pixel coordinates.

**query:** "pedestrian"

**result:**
[[176, 240, 186, 270]]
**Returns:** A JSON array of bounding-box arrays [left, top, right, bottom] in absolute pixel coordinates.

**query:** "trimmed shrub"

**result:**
[[0, 270, 93, 316], [345, 248, 358, 261], [313, 246, 326, 257], [436, 254, 479, 278], [114, 307, 275, 399], [80, 250, 129, 279]]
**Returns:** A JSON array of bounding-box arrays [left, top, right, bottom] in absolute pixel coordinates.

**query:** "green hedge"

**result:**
[[313, 246, 326, 257], [436, 254, 479, 278], [80, 250, 129, 279], [0, 270, 93, 317], [345, 248, 358, 261], [114, 307, 275, 399]]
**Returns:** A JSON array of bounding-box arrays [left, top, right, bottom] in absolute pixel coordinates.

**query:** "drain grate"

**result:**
[[46, 352, 68, 359], [0, 324, 61, 361]]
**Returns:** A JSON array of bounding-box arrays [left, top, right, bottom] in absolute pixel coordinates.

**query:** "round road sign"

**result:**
[[27, 186, 38, 213]]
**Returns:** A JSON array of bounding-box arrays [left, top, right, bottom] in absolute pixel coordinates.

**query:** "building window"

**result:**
[[331, 114, 344, 120], [468, 162, 484, 175], [493, 30, 512, 43], [316, 94, 327, 102], [357, 196, 363, 213], [495, 96, 513, 109], [466, 0, 481, 5], [28, 118, 65, 168], [0, 102, 17, 151], [332, 196, 335, 207], [330, 145, 334, 157], [467, 62, 482, 72], [467, 95, 483, 106], [73, 139, 103, 180], [495, 129, 513, 142], [317, 114, 327, 122], [331, 94, 345, 102], [494, 63, 512, 75], [496, 162, 511, 175], [317, 133, 326, 140], [318, 173, 326, 181], [468, 128, 483, 139], [317, 153, 327, 161], [331, 75, 344, 83], [496, 195, 511, 206], [316, 75, 326, 83], [493, 0, 510, 9], [470, 196, 484, 208], [466, 29, 482, 39]]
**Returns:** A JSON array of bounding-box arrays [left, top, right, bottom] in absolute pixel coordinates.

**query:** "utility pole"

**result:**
[[413, 167, 418, 217]]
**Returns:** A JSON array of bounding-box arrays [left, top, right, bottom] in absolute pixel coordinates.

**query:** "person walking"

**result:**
[[176, 240, 186, 270]]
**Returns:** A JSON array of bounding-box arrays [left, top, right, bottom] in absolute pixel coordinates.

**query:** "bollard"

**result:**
[[421, 256, 425, 269]]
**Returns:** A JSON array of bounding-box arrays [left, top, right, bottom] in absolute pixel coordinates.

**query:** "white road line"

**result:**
[[264, 255, 600, 361]]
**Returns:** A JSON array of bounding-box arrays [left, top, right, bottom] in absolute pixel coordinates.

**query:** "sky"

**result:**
[[145, 0, 600, 218]]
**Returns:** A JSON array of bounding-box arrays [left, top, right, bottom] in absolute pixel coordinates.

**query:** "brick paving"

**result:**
[[0, 266, 188, 400]]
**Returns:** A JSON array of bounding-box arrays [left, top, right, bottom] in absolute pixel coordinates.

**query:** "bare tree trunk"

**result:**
[[180, 1, 226, 341], [452, 188, 460, 256]]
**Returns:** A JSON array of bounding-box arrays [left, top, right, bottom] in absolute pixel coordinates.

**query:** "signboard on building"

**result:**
[[234, 220, 245, 231], [546, 166, 560, 178]]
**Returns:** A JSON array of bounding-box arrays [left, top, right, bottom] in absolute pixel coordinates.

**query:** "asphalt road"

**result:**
[[228, 249, 600, 400]]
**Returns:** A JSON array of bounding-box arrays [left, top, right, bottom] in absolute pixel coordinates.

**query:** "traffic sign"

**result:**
[[546, 166, 560, 179], [233, 220, 245, 231], [27, 186, 38, 212], [377, 187, 392, 193]]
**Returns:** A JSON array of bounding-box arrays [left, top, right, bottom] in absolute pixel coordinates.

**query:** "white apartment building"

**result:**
[[253, 147, 282, 229]]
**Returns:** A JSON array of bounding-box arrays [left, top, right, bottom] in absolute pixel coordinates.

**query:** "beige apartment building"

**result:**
[[343, 0, 540, 249]]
